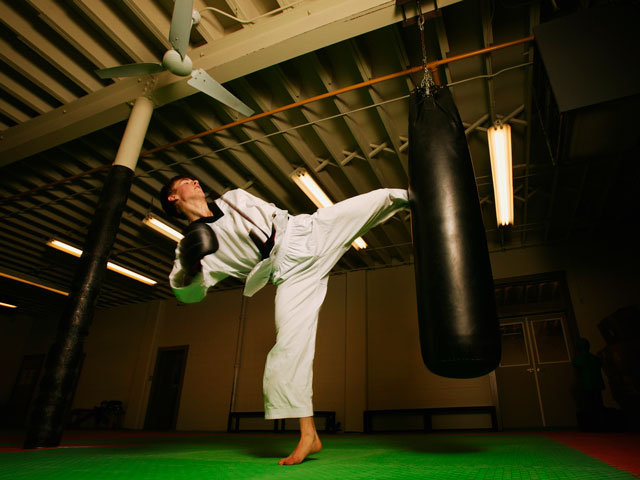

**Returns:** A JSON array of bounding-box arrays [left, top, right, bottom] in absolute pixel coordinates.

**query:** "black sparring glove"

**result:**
[[179, 222, 219, 277]]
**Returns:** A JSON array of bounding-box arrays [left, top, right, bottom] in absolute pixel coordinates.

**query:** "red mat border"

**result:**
[[545, 432, 640, 478]]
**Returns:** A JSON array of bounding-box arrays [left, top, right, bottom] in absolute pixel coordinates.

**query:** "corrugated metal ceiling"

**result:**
[[1, 0, 637, 317]]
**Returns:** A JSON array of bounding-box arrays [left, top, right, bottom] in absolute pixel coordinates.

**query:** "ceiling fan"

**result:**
[[95, 0, 254, 117]]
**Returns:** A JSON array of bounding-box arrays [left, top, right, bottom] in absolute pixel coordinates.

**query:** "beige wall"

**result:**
[[344, 270, 367, 431], [160, 288, 243, 431], [310, 274, 347, 419], [233, 284, 277, 413], [72, 302, 155, 421], [367, 264, 494, 411], [2, 240, 637, 431]]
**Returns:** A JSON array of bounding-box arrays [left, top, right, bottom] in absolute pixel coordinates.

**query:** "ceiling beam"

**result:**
[[122, 0, 172, 51], [0, 98, 32, 124], [0, 66, 53, 115], [301, 54, 388, 189], [0, 76, 154, 168], [224, 0, 264, 25], [72, 0, 160, 64], [26, 0, 122, 70], [0, 0, 412, 167], [0, 35, 77, 104], [480, 0, 496, 122], [346, 40, 409, 179], [193, 0, 225, 41], [0, 1, 103, 93], [178, 106, 294, 209], [232, 78, 346, 201]]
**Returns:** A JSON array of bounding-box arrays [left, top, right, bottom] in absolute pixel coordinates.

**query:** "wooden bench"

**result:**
[[280, 411, 338, 433], [227, 411, 337, 433], [363, 406, 498, 433], [227, 412, 280, 432]]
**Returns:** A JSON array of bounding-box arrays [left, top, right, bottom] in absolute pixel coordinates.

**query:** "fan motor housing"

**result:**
[[162, 50, 193, 77]]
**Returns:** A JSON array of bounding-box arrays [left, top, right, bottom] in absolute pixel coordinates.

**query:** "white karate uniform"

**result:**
[[169, 188, 409, 419]]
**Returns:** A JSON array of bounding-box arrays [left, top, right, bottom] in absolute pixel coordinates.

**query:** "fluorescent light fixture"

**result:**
[[105, 263, 157, 285], [47, 239, 82, 257], [290, 167, 368, 250], [290, 167, 334, 208], [143, 215, 184, 242], [487, 122, 514, 226], [0, 271, 69, 296], [352, 237, 368, 250], [0, 301, 17, 309], [46, 239, 157, 286]]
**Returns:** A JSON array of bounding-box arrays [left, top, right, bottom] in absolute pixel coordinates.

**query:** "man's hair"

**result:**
[[160, 175, 196, 218]]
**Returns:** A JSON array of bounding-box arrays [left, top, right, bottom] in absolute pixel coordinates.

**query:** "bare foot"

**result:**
[[278, 433, 322, 465]]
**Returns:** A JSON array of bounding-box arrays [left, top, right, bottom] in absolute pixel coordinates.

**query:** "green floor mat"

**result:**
[[1, 433, 635, 479]]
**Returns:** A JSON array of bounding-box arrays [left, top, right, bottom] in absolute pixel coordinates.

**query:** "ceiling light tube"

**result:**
[[0, 271, 69, 296], [487, 122, 514, 226], [290, 167, 334, 208], [105, 262, 157, 285], [290, 167, 368, 250], [352, 237, 368, 250], [0, 301, 18, 309], [47, 239, 82, 257], [143, 215, 184, 242], [46, 239, 157, 285]]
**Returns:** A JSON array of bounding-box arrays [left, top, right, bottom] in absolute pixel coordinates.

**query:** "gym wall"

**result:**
[[1, 240, 638, 432]]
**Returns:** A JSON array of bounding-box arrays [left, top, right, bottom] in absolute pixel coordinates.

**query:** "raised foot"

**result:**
[[278, 434, 322, 465]]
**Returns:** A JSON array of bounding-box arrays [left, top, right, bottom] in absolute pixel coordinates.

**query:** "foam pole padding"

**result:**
[[408, 86, 500, 379], [23, 165, 134, 448]]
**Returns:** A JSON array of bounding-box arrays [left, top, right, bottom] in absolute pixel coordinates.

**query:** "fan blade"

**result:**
[[169, 0, 194, 59], [188, 69, 255, 117], [96, 63, 164, 79]]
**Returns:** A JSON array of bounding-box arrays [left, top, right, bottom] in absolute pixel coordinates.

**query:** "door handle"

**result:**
[[525, 368, 541, 373]]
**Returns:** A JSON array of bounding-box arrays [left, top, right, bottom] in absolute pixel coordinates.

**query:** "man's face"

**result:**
[[168, 177, 204, 206]]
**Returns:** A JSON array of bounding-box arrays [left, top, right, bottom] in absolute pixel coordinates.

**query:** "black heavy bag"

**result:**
[[408, 86, 500, 378]]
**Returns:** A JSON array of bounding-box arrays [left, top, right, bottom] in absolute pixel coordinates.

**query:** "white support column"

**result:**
[[113, 96, 155, 171]]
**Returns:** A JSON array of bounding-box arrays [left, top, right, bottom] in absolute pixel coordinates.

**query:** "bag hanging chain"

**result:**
[[416, 0, 435, 95]]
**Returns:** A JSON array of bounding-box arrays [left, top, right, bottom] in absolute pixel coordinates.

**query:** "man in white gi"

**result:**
[[162, 175, 409, 464]]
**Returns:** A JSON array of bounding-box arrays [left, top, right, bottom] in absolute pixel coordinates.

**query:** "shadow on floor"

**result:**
[[360, 433, 485, 454]]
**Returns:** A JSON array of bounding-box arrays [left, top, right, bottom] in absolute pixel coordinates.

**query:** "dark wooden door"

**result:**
[[144, 346, 188, 430]]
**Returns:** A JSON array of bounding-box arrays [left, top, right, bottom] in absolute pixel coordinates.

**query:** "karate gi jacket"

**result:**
[[169, 189, 289, 302]]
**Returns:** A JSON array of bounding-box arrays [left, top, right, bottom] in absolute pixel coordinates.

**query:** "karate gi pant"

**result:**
[[263, 188, 409, 419]]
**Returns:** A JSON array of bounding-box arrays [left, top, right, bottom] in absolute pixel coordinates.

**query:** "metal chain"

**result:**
[[416, 0, 435, 95]]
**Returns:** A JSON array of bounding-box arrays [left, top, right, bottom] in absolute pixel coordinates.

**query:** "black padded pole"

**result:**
[[409, 86, 501, 379], [23, 165, 134, 448]]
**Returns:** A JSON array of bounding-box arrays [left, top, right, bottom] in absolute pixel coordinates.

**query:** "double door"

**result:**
[[496, 314, 577, 429]]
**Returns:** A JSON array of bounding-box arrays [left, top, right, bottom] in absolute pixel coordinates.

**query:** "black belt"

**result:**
[[250, 225, 275, 260], [217, 195, 276, 261]]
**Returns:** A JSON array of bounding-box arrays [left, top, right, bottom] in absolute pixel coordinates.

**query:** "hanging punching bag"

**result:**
[[409, 86, 500, 379]]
